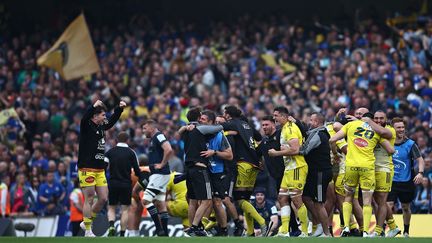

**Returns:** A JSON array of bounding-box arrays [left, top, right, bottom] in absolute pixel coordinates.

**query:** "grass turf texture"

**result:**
[[1, 238, 432, 243]]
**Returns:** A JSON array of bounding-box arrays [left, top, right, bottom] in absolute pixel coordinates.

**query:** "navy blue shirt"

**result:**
[[37, 181, 64, 211], [148, 131, 170, 175], [252, 199, 278, 229]]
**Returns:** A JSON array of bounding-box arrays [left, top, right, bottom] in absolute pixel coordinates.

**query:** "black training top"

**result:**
[[222, 118, 259, 166], [106, 143, 143, 186], [257, 129, 285, 182], [77, 105, 123, 169]]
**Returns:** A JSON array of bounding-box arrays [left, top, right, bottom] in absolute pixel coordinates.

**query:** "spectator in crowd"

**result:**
[[9, 172, 35, 216], [30, 147, 49, 171], [413, 177, 431, 214], [69, 179, 84, 236], [251, 188, 279, 236], [38, 171, 65, 216], [0, 175, 10, 217], [28, 175, 40, 213]]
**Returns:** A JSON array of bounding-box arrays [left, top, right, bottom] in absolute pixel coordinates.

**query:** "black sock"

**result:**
[[339, 213, 345, 227], [234, 219, 242, 227], [329, 226, 334, 237], [109, 220, 114, 228], [120, 231, 125, 236], [289, 205, 299, 232], [404, 224, 410, 234], [198, 222, 205, 229], [159, 211, 169, 235], [146, 204, 162, 232]]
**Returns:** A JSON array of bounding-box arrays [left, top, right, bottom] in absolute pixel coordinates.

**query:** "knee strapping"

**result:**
[[280, 205, 291, 216], [143, 189, 159, 202], [344, 185, 356, 193], [289, 190, 302, 197]]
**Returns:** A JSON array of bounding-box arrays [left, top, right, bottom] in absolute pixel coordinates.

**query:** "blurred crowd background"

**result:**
[[0, 0, 431, 218]]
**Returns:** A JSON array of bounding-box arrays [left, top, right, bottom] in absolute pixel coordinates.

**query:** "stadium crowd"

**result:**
[[0, 11, 432, 236]]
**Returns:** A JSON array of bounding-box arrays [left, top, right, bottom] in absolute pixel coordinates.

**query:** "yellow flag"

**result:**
[[261, 53, 277, 67], [37, 14, 100, 80], [0, 108, 18, 126], [279, 59, 297, 73]]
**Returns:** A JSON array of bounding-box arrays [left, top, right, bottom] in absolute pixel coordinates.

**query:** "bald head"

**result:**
[[374, 110, 387, 127], [354, 107, 369, 119]]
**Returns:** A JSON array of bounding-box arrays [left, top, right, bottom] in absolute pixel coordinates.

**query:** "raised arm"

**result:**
[[81, 100, 103, 122], [102, 100, 126, 130]]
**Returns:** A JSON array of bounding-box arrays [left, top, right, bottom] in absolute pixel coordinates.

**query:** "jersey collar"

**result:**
[[117, 142, 129, 147]]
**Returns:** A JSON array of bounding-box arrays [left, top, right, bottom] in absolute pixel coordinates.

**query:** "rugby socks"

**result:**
[[109, 220, 114, 228], [403, 224, 410, 235], [387, 218, 397, 230], [182, 218, 190, 228], [375, 225, 383, 236], [312, 224, 317, 233], [298, 204, 309, 233], [120, 230, 125, 236], [279, 205, 290, 234], [234, 218, 242, 228], [159, 211, 169, 236], [349, 220, 358, 230], [244, 212, 254, 235], [83, 217, 92, 230], [146, 203, 163, 233], [342, 202, 352, 230], [363, 205, 373, 233], [239, 199, 266, 226]]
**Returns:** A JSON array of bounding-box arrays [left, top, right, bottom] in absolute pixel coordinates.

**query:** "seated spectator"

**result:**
[[38, 171, 65, 216], [251, 188, 278, 236]]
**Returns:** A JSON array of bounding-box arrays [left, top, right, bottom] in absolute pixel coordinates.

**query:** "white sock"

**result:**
[[312, 224, 323, 236]]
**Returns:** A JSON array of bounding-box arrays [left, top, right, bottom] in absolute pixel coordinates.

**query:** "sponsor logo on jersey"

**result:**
[[85, 177, 95, 183], [354, 138, 368, 147]]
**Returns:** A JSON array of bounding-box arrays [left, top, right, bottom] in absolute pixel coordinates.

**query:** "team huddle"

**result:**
[[76, 100, 426, 237]]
